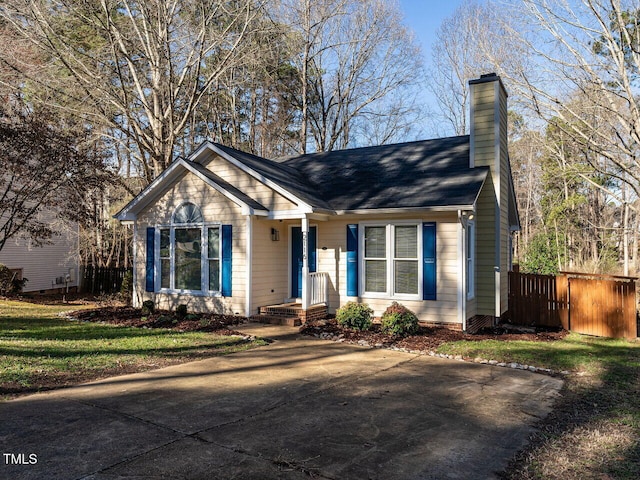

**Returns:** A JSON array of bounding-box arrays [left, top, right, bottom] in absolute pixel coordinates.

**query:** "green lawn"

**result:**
[[0, 299, 266, 399], [437, 333, 640, 480]]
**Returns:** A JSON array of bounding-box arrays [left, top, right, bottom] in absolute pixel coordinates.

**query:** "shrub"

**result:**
[[176, 304, 188, 319], [119, 270, 133, 305], [156, 314, 173, 325], [0, 264, 27, 295], [11, 277, 28, 294], [381, 302, 419, 336], [336, 302, 373, 331], [142, 300, 155, 315], [0, 265, 13, 295]]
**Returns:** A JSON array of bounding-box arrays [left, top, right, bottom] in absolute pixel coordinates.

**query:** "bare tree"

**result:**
[[0, 0, 267, 183], [501, 0, 640, 204], [275, 0, 423, 152], [426, 0, 522, 136], [508, 116, 545, 260]]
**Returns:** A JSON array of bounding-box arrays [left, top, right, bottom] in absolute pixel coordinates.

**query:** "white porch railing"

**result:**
[[309, 272, 329, 306]]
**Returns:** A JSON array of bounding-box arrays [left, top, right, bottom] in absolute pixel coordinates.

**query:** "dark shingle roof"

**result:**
[[200, 136, 487, 212], [280, 136, 487, 211]]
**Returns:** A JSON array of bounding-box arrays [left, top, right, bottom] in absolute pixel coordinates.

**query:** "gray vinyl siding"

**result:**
[[0, 220, 79, 293]]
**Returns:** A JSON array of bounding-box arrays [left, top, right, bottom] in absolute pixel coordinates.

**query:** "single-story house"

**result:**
[[115, 73, 520, 332]]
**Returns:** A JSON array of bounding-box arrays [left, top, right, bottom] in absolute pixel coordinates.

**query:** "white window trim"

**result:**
[[155, 221, 223, 297], [358, 220, 422, 301], [466, 220, 475, 300]]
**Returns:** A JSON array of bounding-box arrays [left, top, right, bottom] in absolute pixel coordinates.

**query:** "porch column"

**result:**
[[301, 216, 310, 310]]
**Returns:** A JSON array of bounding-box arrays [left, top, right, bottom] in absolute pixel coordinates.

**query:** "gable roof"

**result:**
[[281, 136, 487, 212], [116, 135, 493, 222], [114, 158, 268, 222]]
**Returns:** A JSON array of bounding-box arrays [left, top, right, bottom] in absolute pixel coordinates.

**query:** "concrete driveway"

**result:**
[[1, 324, 563, 480]]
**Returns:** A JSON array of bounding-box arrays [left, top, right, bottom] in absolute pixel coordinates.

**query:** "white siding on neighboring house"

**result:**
[[0, 221, 79, 293]]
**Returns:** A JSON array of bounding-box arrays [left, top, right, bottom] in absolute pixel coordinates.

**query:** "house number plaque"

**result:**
[[302, 231, 308, 261]]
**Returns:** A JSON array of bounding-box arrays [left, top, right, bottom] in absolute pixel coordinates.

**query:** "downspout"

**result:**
[[246, 215, 253, 317], [132, 221, 139, 308], [458, 210, 467, 332]]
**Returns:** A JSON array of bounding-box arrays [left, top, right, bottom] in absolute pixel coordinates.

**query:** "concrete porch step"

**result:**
[[250, 314, 301, 327]]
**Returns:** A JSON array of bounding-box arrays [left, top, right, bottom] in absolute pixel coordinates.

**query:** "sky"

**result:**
[[396, 1, 468, 137], [397, 1, 467, 67]]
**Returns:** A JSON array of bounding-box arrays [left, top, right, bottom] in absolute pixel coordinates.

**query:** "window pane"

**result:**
[[364, 226, 386, 258], [175, 228, 201, 290], [365, 260, 386, 292], [161, 259, 170, 289], [395, 225, 417, 258], [208, 227, 220, 259], [395, 260, 418, 294], [209, 259, 220, 291], [160, 229, 170, 257], [174, 203, 203, 224]]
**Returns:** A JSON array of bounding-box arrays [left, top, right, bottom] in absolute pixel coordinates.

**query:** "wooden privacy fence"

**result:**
[[81, 266, 131, 295], [509, 270, 638, 339]]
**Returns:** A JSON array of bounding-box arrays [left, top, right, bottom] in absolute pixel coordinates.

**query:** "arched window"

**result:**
[[173, 202, 203, 224], [158, 203, 222, 293]]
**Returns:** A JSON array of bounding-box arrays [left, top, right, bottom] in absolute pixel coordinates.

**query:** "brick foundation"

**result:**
[[254, 303, 328, 326], [465, 315, 495, 334], [418, 321, 463, 331]]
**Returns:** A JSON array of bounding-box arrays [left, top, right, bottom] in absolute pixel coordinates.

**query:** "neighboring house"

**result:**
[[115, 73, 520, 332], [0, 219, 79, 294]]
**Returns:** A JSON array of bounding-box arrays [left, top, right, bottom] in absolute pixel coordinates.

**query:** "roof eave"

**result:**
[[113, 159, 188, 221], [334, 205, 475, 216], [113, 158, 269, 222]]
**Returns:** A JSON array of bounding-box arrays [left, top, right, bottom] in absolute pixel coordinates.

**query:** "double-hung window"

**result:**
[[364, 226, 387, 293], [157, 203, 222, 294], [361, 222, 420, 299], [394, 225, 419, 295]]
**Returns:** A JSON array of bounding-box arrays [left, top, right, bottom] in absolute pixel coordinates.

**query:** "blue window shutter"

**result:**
[[423, 222, 436, 300], [221, 225, 232, 296], [145, 227, 155, 292], [346, 224, 358, 296]]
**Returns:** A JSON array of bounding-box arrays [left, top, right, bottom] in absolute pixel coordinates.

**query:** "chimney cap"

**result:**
[[468, 73, 508, 96]]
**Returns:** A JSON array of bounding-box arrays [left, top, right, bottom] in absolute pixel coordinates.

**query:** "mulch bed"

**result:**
[[300, 318, 567, 352], [69, 307, 567, 349], [68, 306, 249, 336]]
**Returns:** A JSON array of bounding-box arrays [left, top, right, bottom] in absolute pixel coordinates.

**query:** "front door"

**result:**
[[291, 226, 317, 298]]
